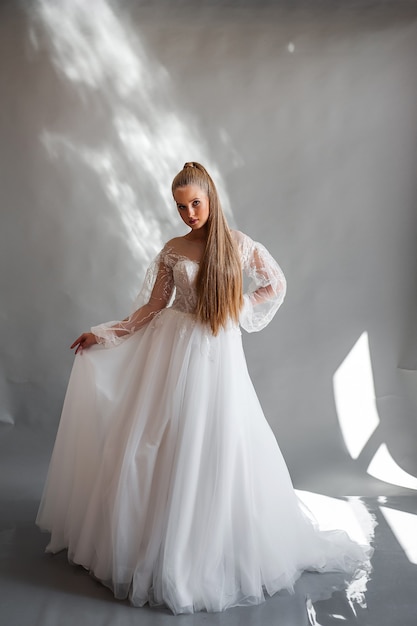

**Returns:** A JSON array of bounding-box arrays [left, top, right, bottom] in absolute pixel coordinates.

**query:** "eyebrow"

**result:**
[[176, 197, 201, 205]]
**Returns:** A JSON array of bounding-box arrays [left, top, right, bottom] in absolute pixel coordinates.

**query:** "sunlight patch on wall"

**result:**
[[367, 444, 417, 491], [30, 0, 235, 271], [333, 333, 417, 491], [32, 0, 146, 97], [40, 133, 164, 261], [379, 506, 417, 564], [333, 332, 380, 460]]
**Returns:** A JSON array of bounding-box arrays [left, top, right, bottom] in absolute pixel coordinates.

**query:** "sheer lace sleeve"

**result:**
[[91, 247, 175, 348], [233, 230, 287, 333]]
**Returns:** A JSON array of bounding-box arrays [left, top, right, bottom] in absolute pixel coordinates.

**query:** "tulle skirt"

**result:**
[[36, 307, 372, 614]]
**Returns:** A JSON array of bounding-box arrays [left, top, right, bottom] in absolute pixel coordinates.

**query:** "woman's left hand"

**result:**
[[71, 332, 98, 355]]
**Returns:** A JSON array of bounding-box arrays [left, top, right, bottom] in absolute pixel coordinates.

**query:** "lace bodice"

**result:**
[[170, 258, 199, 314], [91, 231, 287, 347]]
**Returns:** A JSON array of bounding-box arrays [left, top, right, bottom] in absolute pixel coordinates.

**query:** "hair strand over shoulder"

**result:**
[[172, 162, 243, 335]]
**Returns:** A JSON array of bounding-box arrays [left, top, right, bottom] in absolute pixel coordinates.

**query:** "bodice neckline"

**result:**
[[165, 248, 201, 266]]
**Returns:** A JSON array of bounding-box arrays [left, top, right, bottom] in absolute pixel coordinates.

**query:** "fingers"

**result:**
[[70, 332, 97, 354], [70, 333, 86, 351], [71, 333, 97, 354], [70, 333, 89, 354], [72, 342, 83, 355]]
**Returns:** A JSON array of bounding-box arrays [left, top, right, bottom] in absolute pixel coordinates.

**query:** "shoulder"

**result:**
[[162, 236, 193, 256], [158, 237, 191, 267], [230, 229, 280, 270], [164, 236, 184, 251], [230, 229, 249, 240], [230, 229, 254, 251], [160, 237, 188, 258], [152, 238, 180, 269]]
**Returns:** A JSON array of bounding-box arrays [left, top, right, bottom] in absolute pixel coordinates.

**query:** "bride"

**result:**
[[36, 162, 372, 614]]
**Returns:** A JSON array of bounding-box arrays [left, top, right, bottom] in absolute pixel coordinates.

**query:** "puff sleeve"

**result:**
[[233, 230, 287, 333]]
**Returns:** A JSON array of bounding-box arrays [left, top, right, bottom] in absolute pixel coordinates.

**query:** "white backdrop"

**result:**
[[1, 0, 417, 497]]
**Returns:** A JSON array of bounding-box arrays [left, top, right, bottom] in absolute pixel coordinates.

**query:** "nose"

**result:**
[[186, 206, 195, 217]]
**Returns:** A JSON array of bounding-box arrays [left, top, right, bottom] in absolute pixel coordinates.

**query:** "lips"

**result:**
[[189, 219, 198, 225]]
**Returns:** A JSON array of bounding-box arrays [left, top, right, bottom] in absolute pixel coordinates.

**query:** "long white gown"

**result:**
[[36, 230, 372, 614]]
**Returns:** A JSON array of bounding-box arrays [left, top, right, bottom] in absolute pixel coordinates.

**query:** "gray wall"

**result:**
[[1, 0, 417, 496]]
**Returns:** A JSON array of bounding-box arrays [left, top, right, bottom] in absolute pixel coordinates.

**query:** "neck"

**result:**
[[186, 226, 208, 243]]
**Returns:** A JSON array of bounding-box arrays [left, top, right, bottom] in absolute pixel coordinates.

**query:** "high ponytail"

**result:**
[[171, 162, 243, 335]]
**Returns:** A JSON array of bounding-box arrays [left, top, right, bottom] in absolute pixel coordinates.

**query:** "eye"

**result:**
[[192, 200, 200, 207], [177, 205, 186, 211]]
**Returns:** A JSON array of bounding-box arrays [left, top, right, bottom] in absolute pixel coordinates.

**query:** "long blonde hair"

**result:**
[[171, 162, 243, 335]]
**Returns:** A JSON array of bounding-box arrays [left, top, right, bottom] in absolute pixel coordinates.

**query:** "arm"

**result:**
[[233, 230, 287, 333], [244, 245, 286, 306], [72, 251, 174, 352]]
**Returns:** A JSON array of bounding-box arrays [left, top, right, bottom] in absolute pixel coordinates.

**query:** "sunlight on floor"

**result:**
[[296, 490, 376, 545], [379, 505, 417, 564], [296, 491, 375, 611]]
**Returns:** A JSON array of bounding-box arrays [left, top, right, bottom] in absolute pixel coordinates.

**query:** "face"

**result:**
[[174, 184, 210, 232]]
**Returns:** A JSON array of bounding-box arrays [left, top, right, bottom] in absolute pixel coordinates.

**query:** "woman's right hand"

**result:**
[[70, 332, 98, 355]]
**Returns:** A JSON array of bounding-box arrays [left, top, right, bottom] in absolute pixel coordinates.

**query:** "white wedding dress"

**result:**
[[36, 230, 372, 614]]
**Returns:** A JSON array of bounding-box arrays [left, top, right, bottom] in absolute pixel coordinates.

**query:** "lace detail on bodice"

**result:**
[[91, 231, 286, 348], [170, 258, 199, 314]]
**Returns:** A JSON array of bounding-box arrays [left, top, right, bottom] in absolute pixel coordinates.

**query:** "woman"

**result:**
[[37, 162, 372, 614]]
